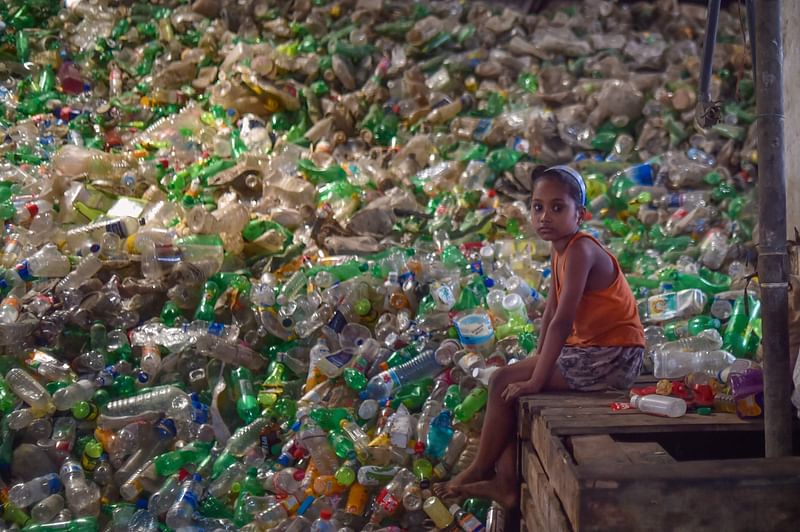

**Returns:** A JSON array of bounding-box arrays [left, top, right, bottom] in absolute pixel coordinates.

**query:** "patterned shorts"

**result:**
[[556, 345, 644, 391]]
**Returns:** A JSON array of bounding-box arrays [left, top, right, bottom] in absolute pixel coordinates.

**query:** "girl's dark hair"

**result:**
[[530, 165, 584, 208]]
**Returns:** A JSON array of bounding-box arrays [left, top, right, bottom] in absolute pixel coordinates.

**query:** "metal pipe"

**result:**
[[746, 0, 757, 78], [696, 0, 722, 127], [755, 0, 793, 458]]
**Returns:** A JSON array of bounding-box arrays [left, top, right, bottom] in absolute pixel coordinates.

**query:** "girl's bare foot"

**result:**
[[457, 477, 520, 512], [432, 465, 491, 500]]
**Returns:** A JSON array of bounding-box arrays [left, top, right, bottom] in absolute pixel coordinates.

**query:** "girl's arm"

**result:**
[[503, 240, 594, 401], [535, 288, 557, 355]]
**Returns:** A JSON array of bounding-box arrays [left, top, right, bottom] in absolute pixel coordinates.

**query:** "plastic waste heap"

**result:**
[[0, 0, 768, 530]]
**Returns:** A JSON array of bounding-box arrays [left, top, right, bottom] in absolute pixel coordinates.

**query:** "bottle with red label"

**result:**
[[371, 468, 415, 523]]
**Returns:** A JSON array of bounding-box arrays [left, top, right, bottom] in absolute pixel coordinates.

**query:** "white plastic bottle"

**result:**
[[630, 394, 687, 418]]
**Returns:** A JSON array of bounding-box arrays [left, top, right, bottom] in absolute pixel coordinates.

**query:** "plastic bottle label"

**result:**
[[105, 220, 129, 237], [15, 260, 33, 281], [647, 293, 677, 319], [454, 313, 494, 346], [377, 487, 400, 514], [328, 310, 348, 333]]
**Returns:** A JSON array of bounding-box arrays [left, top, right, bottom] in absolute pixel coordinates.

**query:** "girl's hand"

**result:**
[[502, 379, 540, 402]]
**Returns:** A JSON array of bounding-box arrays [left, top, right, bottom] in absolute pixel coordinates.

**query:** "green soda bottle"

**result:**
[[19, 517, 97, 531], [154, 441, 213, 476], [194, 280, 221, 322], [443, 385, 462, 411], [723, 295, 761, 358], [309, 407, 352, 431], [231, 367, 260, 423], [453, 387, 488, 423]]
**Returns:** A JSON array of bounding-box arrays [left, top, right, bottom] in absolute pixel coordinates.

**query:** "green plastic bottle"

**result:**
[[443, 385, 462, 411], [298, 158, 347, 184], [194, 280, 221, 322], [453, 387, 488, 423], [154, 441, 213, 477], [231, 367, 260, 423]]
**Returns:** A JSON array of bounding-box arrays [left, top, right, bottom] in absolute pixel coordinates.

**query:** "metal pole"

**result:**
[[755, 0, 793, 458], [696, 0, 722, 128]]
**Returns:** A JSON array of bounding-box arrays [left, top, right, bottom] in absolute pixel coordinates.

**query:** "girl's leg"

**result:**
[[434, 355, 570, 499], [453, 442, 520, 511]]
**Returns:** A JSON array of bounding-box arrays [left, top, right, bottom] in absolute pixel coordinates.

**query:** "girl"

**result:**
[[434, 165, 645, 511]]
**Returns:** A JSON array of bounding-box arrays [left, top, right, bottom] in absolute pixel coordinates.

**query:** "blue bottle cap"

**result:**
[[297, 495, 315, 515], [358, 390, 369, 401], [291, 420, 301, 432], [483, 277, 495, 288]]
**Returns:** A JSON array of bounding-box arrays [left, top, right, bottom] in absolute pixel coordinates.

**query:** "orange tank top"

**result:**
[[552, 232, 645, 347]]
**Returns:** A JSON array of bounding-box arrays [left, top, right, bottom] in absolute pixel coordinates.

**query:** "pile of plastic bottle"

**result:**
[[0, 0, 769, 530]]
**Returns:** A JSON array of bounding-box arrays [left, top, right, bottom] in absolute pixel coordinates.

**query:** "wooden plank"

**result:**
[[532, 417, 581, 530], [522, 442, 571, 532], [574, 457, 800, 531], [520, 486, 539, 532], [544, 412, 762, 436], [616, 441, 675, 465], [570, 435, 631, 466], [615, 440, 673, 465], [518, 391, 629, 438]]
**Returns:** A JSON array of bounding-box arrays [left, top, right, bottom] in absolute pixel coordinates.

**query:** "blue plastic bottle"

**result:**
[[426, 410, 454, 459]]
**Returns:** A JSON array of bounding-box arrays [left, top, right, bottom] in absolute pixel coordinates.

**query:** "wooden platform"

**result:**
[[516, 389, 800, 532]]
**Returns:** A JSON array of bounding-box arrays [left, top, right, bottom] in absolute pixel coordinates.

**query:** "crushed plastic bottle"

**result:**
[[0, 0, 765, 530]]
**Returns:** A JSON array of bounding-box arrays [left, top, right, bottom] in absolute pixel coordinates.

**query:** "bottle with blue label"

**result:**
[[453, 311, 495, 355], [366, 349, 443, 400], [166, 473, 203, 529]]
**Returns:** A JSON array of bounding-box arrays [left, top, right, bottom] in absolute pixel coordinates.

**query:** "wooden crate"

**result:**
[[517, 391, 800, 532]]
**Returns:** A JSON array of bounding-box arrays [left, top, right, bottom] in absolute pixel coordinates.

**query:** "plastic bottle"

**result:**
[[298, 425, 339, 475], [450, 503, 486, 532], [310, 508, 339, 531], [366, 349, 443, 399], [8, 473, 63, 508], [629, 394, 687, 418], [165, 473, 203, 529], [30, 494, 65, 524], [426, 410, 455, 459], [638, 289, 707, 323], [13, 243, 71, 281], [424, 496, 455, 529], [60, 456, 100, 516]]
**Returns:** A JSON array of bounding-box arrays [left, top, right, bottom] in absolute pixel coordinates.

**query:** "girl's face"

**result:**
[[530, 177, 584, 242]]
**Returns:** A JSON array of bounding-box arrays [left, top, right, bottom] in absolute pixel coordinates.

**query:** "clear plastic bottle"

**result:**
[[64, 216, 141, 252], [638, 289, 707, 323], [8, 473, 62, 508], [14, 243, 71, 281], [53, 379, 96, 410], [129, 508, 159, 532], [100, 385, 187, 419], [165, 473, 203, 529], [366, 349, 443, 399], [5, 368, 54, 414], [372, 469, 416, 522], [310, 508, 339, 532], [55, 254, 102, 295], [30, 493, 65, 523], [60, 456, 100, 516], [630, 394, 687, 418], [652, 348, 736, 379], [299, 425, 339, 475]]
